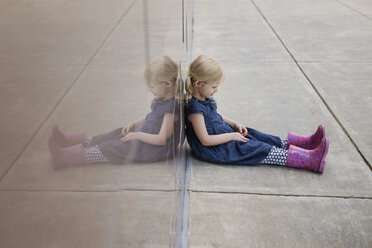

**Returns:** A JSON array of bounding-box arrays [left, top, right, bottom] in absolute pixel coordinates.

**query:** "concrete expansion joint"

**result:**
[[190, 190, 372, 201], [296, 63, 372, 172], [251, 0, 372, 172], [0, 188, 179, 194], [298, 61, 372, 64], [0, 62, 88, 66], [79, 0, 137, 67], [335, 0, 372, 22], [0, 0, 73, 49]]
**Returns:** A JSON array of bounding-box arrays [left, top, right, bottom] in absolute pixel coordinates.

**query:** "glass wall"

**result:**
[[0, 0, 192, 247]]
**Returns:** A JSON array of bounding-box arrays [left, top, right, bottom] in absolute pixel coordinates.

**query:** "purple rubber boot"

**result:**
[[287, 124, 325, 150], [48, 137, 85, 169], [286, 137, 329, 173], [52, 125, 87, 148]]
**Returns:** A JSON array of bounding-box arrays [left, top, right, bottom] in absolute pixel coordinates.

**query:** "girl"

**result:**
[[185, 55, 329, 173], [48, 56, 180, 168]]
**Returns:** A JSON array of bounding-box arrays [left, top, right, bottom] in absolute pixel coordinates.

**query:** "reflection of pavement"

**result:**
[[0, 0, 183, 246], [0, 0, 371, 247]]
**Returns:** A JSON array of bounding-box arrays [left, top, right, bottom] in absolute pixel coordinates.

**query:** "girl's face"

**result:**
[[148, 81, 173, 99], [196, 81, 221, 100]]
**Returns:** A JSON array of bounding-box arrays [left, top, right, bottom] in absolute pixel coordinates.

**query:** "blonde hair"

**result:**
[[143, 56, 181, 99], [144, 56, 178, 84], [185, 55, 224, 101]]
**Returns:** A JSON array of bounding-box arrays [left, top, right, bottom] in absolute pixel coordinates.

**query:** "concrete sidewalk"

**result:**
[[0, 0, 371, 247], [188, 0, 372, 247]]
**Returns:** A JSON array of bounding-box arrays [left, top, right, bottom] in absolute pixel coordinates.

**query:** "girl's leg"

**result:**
[[84, 146, 110, 163], [52, 125, 123, 148], [287, 124, 325, 150], [259, 147, 288, 166], [280, 138, 288, 150], [259, 137, 329, 173], [285, 138, 329, 173], [246, 127, 287, 149], [52, 125, 87, 147], [87, 128, 123, 147], [48, 137, 110, 169]]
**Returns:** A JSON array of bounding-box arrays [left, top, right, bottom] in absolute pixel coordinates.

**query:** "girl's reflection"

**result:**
[[48, 56, 180, 168]]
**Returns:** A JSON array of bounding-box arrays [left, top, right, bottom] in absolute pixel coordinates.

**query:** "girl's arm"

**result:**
[[188, 114, 248, 146], [129, 117, 146, 129], [222, 115, 248, 136], [120, 113, 177, 145], [122, 117, 146, 136]]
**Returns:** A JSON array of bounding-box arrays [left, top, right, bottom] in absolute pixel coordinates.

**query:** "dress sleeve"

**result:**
[[186, 100, 206, 116]]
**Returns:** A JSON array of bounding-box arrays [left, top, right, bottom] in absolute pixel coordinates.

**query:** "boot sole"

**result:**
[[318, 138, 329, 173]]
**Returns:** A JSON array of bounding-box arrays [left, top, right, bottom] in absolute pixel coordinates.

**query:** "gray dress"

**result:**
[[90, 98, 180, 164]]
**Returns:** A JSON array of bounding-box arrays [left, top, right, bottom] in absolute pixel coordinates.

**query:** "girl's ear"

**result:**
[[194, 80, 203, 87], [164, 80, 172, 87]]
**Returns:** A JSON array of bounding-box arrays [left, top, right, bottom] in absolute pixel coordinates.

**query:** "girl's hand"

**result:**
[[230, 132, 249, 142], [234, 123, 248, 136], [120, 132, 138, 142], [121, 124, 134, 136], [121, 126, 130, 136]]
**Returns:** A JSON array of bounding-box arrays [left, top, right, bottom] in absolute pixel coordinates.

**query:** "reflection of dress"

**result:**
[[185, 97, 282, 165], [90, 98, 180, 164]]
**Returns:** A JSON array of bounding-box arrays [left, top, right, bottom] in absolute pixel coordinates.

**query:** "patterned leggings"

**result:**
[[259, 138, 288, 166], [83, 137, 110, 163]]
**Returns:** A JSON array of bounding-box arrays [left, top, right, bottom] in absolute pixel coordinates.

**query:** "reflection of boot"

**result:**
[[52, 125, 87, 147], [286, 137, 329, 173], [48, 137, 85, 169], [287, 124, 325, 150]]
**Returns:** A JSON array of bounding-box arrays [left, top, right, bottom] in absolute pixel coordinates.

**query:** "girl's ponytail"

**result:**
[[174, 71, 183, 102], [185, 75, 194, 102]]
